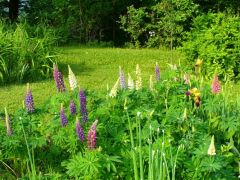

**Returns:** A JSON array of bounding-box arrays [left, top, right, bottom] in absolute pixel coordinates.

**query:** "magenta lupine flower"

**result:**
[[53, 64, 66, 92], [76, 117, 84, 142], [60, 104, 68, 127], [87, 120, 98, 149], [211, 74, 220, 94], [155, 63, 160, 81], [79, 89, 88, 123], [25, 83, 34, 113], [119, 67, 126, 89], [70, 100, 77, 115]]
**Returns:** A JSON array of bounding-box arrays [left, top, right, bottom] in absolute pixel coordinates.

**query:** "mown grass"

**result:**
[[0, 46, 183, 112]]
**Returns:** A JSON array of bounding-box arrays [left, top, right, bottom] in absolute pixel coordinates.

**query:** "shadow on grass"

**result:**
[[58, 61, 94, 76]]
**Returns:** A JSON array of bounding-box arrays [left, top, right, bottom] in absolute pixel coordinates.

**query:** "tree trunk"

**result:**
[[9, 0, 19, 22]]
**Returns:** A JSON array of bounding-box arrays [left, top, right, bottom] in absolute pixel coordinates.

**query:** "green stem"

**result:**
[[126, 110, 138, 180]]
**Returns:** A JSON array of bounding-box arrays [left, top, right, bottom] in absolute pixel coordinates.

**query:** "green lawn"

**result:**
[[0, 46, 183, 112]]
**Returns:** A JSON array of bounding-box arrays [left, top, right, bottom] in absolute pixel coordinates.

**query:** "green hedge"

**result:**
[[182, 13, 240, 81]]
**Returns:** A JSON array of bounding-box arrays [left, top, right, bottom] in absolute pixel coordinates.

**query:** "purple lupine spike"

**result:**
[[76, 117, 84, 142], [211, 74, 220, 94], [119, 67, 126, 89], [79, 88, 88, 123], [25, 83, 34, 113], [53, 64, 66, 92], [57, 71, 66, 92], [70, 100, 77, 115], [87, 120, 98, 149], [60, 104, 68, 127], [53, 64, 60, 92], [155, 62, 160, 81]]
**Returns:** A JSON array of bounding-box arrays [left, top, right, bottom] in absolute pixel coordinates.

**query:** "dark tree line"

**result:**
[[0, 0, 239, 45]]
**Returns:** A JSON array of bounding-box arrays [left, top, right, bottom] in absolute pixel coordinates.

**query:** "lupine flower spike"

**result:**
[[211, 74, 220, 94], [70, 100, 77, 115], [109, 78, 120, 97], [57, 71, 66, 92], [87, 120, 98, 149], [183, 74, 190, 85], [4, 107, 12, 136], [136, 64, 142, 90], [53, 63, 66, 92], [155, 62, 160, 81], [25, 83, 34, 113], [119, 66, 126, 90], [79, 88, 88, 123], [53, 63, 59, 91], [149, 75, 154, 91], [76, 117, 84, 142], [68, 65, 78, 91], [208, 135, 216, 155], [128, 73, 134, 90], [60, 104, 68, 127]]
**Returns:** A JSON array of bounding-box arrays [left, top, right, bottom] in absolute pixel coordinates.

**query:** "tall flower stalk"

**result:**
[[136, 64, 142, 90], [60, 104, 68, 127], [70, 100, 77, 115], [87, 120, 98, 149], [155, 62, 160, 81], [211, 74, 220, 94], [68, 65, 78, 91], [119, 66, 126, 90], [109, 78, 120, 97], [128, 73, 134, 90], [79, 88, 88, 123], [208, 135, 216, 155], [53, 63, 66, 92], [25, 83, 34, 113], [76, 117, 84, 142], [4, 107, 12, 136], [149, 75, 154, 91]]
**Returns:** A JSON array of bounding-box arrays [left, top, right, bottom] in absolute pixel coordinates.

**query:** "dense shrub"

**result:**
[[182, 13, 240, 81], [120, 0, 199, 48], [0, 21, 57, 84]]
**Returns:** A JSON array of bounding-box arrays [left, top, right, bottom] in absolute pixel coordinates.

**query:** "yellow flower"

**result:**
[[208, 135, 216, 156], [190, 88, 200, 97], [195, 58, 203, 66]]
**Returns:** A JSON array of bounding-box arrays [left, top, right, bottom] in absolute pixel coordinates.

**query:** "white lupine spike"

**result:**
[[68, 65, 78, 90], [208, 135, 216, 156], [149, 75, 153, 91], [128, 73, 134, 90], [109, 78, 120, 98], [135, 64, 142, 90]]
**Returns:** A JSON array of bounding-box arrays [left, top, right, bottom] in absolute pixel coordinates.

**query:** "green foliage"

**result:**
[[120, 0, 199, 48], [0, 21, 57, 84], [182, 13, 240, 81], [0, 63, 239, 179]]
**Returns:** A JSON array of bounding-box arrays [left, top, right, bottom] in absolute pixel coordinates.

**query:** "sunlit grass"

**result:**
[[0, 46, 182, 112]]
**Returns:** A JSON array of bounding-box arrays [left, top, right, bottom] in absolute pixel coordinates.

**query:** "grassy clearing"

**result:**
[[0, 46, 183, 112]]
